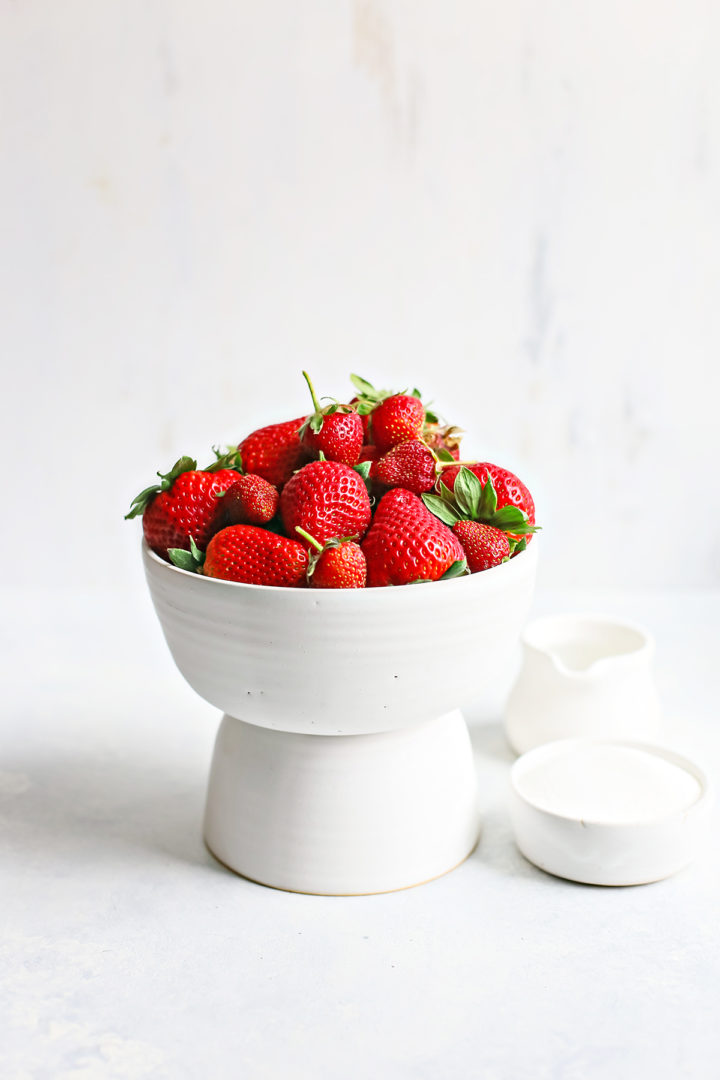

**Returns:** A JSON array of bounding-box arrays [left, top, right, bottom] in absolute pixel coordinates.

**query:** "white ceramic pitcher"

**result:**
[[504, 614, 662, 755]]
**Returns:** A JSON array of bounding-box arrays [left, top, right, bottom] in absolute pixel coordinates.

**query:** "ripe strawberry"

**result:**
[[361, 488, 466, 587], [373, 439, 438, 494], [370, 394, 425, 454], [452, 521, 510, 572], [223, 474, 279, 526], [299, 372, 364, 466], [202, 525, 308, 587], [440, 462, 536, 527], [280, 460, 372, 546], [238, 417, 310, 488], [423, 465, 539, 554], [125, 452, 241, 560], [295, 527, 366, 589]]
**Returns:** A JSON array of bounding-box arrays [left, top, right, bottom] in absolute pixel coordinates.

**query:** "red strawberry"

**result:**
[[299, 372, 364, 466], [361, 488, 466, 587], [373, 439, 438, 494], [280, 460, 372, 547], [203, 525, 308, 587], [441, 462, 535, 526], [452, 521, 510, 572], [358, 444, 381, 463], [295, 527, 366, 589], [223, 474, 279, 526], [238, 417, 310, 487], [370, 394, 425, 453], [125, 453, 241, 560]]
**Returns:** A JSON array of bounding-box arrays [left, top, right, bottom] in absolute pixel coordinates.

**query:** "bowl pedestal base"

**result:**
[[203, 709, 480, 895]]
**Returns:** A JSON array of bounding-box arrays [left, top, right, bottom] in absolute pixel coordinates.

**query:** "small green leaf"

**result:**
[[353, 460, 372, 480], [477, 474, 498, 519], [487, 507, 540, 535], [435, 447, 455, 464], [438, 480, 456, 503], [355, 400, 375, 416], [421, 493, 460, 527], [440, 559, 468, 580], [189, 535, 204, 563], [453, 467, 477, 516], [511, 537, 528, 555], [350, 374, 377, 397], [455, 467, 482, 519], [168, 548, 199, 572], [310, 413, 324, 434], [424, 409, 439, 424], [412, 387, 422, 399]]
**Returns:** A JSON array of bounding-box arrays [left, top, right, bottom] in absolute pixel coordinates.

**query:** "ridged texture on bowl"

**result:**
[[143, 540, 538, 735]]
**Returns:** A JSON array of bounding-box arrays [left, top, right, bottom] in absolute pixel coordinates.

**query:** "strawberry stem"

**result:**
[[294, 525, 324, 553], [438, 460, 478, 468], [302, 371, 322, 414]]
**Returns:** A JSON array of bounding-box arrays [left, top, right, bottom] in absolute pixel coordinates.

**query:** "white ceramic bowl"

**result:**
[[510, 739, 713, 886], [143, 539, 538, 736], [142, 539, 538, 893]]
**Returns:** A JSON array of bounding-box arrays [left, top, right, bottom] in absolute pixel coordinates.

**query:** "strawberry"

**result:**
[[373, 439, 438, 494], [280, 460, 372, 547], [452, 521, 510, 572], [361, 488, 467, 587], [358, 444, 381, 464], [223, 474, 279, 526], [238, 417, 310, 488], [295, 527, 366, 589], [424, 422, 464, 461], [125, 451, 242, 560], [440, 462, 536, 528], [298, 371, 364, 466], [423, 466, 539, 554], [201, 525, 308, 587], [369, 393, 425, 454]]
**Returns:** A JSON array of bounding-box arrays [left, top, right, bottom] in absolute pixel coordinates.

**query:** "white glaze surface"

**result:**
[[514, 742, 703, 823], [2, 585, 719, 1078]]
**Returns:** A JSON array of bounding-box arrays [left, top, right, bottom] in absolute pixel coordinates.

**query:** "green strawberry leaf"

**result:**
[[189, 535, 204, 563], [454, 467, 482, 519], [421, 493, 460, 527], [424, 409, 439, 424], [438, 479, 456, 503], [168, 548, 200, 572], [350, 374, 378, 398], [354, 460, 372, 480], [309, 412, 324, 434], [487, 507, 540, 535], [509, 536, 528, 555], [435, 447, 455, 464], [355, 400, 375, 416], [440, 558, 468, 580], [477, 474, 498, 519], [205, 446, 243, 474]]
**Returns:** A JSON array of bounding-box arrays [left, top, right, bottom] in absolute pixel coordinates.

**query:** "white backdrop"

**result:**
[[2, 0, 718, 592]]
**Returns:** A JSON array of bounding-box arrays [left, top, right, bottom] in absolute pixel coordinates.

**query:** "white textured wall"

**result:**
[[2, 1, 718, 591]]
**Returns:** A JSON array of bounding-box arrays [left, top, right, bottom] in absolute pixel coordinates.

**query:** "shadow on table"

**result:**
[[1, 752, 230, 878]]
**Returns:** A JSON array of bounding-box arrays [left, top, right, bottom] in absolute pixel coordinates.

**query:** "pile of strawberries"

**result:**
[[126, 374, 538, 589]]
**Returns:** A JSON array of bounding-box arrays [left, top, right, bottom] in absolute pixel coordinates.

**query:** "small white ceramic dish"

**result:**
[[510, 738, 713, 886], [504, 613, 662, 755], [143, 539, 538, 894]]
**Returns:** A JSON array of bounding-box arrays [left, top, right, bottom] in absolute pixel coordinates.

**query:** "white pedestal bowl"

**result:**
[[143, 539, 538, 894]]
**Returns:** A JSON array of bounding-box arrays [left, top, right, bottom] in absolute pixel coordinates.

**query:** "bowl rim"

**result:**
[[142, 536, 537, 595], [510, 737, 713, 829]]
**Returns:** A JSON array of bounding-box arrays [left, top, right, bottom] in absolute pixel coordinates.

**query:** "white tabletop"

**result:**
[[2, 585, 719, 1080]]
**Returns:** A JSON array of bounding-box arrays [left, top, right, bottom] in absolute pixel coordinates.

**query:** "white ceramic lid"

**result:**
[[509, 738, 713, 886]]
